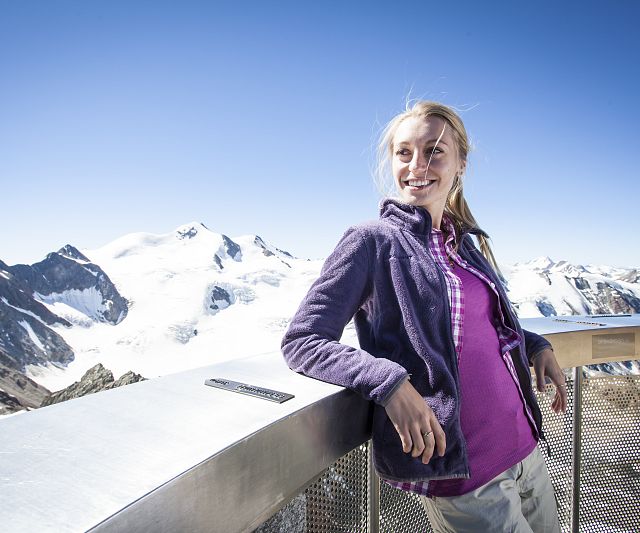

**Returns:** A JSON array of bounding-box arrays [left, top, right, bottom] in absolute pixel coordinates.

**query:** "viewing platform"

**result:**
[[1, 314, 639, 532]]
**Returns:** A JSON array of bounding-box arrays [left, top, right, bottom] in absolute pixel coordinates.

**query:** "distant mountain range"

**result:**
[[502, 256, 640, 317], [1, 222, 638, 415]]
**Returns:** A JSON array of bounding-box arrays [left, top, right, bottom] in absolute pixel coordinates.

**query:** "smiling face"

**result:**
[[392, 115, 465, 229]]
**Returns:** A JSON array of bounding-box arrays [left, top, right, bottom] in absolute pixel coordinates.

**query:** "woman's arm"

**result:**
[[281, 225, 409, 406], [522, 328, 553, 365], [523, 329, 567, 413]]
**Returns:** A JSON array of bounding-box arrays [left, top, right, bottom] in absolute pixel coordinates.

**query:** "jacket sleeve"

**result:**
[[523, 328, 553, 365], [281, 225, 409, 406]]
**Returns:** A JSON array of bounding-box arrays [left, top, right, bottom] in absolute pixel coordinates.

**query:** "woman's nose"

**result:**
[[409, 152, 427, 175]]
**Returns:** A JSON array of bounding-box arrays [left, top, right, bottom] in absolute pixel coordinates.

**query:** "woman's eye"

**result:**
[[395, 149, 410, 156], [427, 147, 443, 155]]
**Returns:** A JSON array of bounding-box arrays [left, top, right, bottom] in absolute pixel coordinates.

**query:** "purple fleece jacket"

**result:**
[[281, 198, 551, 483]]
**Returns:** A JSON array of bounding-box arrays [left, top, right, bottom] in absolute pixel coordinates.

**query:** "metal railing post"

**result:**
[[570, 366, 583, 533], [368, 441, 380, 533]]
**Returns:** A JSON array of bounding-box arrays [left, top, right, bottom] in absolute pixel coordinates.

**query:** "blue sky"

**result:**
[[1, 1, 638, 268]]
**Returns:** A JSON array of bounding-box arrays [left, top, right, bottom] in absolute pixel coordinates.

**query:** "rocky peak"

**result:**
[[57, 245, 90, 262], [253, 235, 293, 267], [41, 363, 146, 407], [176, 222, 210, 240], [177, 226, 199, 239], [254, 235, 274, 257], [222, 234, 242, 261], [8, 249, 128, 325], [0, 364, 51, 415]]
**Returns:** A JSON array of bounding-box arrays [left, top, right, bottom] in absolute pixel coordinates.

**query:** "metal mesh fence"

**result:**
[[379, 478, 432, 533], [535, 373, 575, 533], [578, 375, 640, 533], [304, 443, 369, 533], [300, 373, 639, 533]]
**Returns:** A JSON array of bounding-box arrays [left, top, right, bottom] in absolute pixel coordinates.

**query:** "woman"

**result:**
[[281, 101, 567, 532]]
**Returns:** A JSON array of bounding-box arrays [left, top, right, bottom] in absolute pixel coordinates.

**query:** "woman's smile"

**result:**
[[404, 178, 436, 189]]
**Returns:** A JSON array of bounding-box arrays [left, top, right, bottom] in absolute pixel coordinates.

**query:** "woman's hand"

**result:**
[[533, 347, 568, 414], [384, 379, 446, 464]]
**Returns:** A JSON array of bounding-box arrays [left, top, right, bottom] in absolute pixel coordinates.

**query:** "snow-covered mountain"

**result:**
[[1, 227, 638, 396], [2, 223, 323, 392], [503, 256, 640, 317], [0, 245, 126, 373]]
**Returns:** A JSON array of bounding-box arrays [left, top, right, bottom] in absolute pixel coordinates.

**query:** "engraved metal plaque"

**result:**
[[553, 318, 607, 327], [204, 378, 294, 403], [592, 333, 636, 359]]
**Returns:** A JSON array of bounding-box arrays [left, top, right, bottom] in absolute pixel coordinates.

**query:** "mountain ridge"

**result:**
[[1, 223, 637, 406]]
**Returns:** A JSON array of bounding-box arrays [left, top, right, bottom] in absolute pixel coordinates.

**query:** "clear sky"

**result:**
[[1, 1, 638, 268]]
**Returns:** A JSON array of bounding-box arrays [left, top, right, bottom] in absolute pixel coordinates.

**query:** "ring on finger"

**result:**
[[422, 430, 433, 440]]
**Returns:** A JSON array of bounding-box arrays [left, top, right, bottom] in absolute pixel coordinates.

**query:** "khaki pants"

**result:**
[[420, 447, 561, 533]]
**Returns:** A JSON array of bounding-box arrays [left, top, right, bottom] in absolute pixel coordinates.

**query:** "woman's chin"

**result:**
[[397, 190, 426, 206]]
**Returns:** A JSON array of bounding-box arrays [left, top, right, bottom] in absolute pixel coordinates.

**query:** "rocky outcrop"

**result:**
[[1, 257, 75, 372], [177, 226, 199, 239], [113, 370, 146, 387], [593, 281, 640, 315], [207, 285, 234, 314], [618, 269, 639, 284], [58, 245, 90, 262], [0, 246, 131, 371], [0, 390, 23, 414], [536, 300, 557, 317], [222, 234, 242, 261], [41, 363, 146, 407], [0, 363, 146, 414], [8, 245, 128, 325], [573, 277, 590, 290], [514, 258, 640, 318], [254, 236, 292, 268], [0, 259, 71, 327], [0, 364, 51, 415], [255, 236, 275, 257], [0, 296, 75, 372]]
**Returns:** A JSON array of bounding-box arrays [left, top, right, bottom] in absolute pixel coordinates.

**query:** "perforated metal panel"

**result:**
[[380, 478, 433, 533], [578, 375, 640, 533], [304, 442, 432, 533], [305, 443, 369, 533], [534, 373, 575, 532], [298, 374, 639, 533]]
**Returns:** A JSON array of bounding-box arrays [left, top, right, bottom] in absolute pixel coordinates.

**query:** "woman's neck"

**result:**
[[429, 210, 443, 231]]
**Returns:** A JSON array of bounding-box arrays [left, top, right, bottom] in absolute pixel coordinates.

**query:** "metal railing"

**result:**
[[257, 314, 640, 533], [258, 369, 639, 533], [1, 315, 638, 532]]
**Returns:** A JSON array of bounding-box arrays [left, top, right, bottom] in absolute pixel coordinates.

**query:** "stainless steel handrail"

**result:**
[[0, 314, 638, 532], [0, 352, 372, 533]]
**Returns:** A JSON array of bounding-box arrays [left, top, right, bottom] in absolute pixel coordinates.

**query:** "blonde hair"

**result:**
[[374, 100, 503, 279]]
